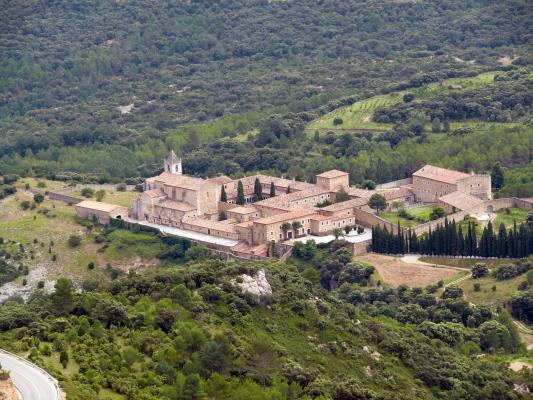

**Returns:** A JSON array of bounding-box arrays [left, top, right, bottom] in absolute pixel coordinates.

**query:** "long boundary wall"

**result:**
[[376, 177, 412, 190], [48, 184, 136, 205]]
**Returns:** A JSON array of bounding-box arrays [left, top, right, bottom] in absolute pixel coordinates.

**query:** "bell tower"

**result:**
[[164, 150, 182, 175]]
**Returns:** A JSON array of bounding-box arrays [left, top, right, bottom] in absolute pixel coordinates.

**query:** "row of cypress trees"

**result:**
[[371, 218, 532, 258], [220, 178, 289, 205]]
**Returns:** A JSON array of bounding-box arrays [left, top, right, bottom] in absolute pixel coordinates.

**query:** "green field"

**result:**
[[380, 205, 436, 228], [69, 189, 139, 208], [419, 257, 517, 269], [457, 272, 526, 310], [493, 207, 529, 228], [305, 71, 499, 134], [307, 94, 400, 131]]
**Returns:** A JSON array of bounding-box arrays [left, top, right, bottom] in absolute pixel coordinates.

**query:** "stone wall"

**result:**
[[48, 192, 83, 204], [376, 177, 412, 190], [354, 207, 402, 234]]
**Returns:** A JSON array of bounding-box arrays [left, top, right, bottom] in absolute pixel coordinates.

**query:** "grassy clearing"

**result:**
[[69, 189, 139, 208], [0, 182, 153, 285], [103, 229, 162, 262], [457, 273, 525, 309], [419, 257, 517, 269], [493, 207, 529, 228], [0, 191, 98, 279], [379, 205, 436, 228]]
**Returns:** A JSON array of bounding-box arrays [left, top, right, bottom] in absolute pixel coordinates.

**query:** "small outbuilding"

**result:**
[[75, 200, 128, 225]]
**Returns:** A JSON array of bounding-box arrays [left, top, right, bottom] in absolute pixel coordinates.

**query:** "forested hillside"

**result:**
[[1, 0, 531, 181], [0, 240, 532, 399]]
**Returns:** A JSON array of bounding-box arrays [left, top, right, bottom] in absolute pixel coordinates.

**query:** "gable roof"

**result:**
[[75, 200, 126, 213], [208, 175, 233, 185], [413, 165, 470, 185], [143, 188, 166, 198], [253, 209, 316, 225], [156, 200, 197, 212], [316, 169, 349, 179], [438, 191, 484, 211], [147, 172, 216, 191]]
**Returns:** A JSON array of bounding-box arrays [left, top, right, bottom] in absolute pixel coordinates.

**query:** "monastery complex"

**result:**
[[75, 151, 497, 258]]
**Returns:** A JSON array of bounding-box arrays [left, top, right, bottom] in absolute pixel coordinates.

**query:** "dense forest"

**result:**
[[0, 229, 532, 399], [1, 0, 532, 188]]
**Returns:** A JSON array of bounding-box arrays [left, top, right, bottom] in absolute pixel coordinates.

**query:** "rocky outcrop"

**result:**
[[0, 374, 20, 400], [232, 269, 272, 299]]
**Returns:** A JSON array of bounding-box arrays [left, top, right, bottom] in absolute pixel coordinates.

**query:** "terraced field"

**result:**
[[305, 71, 499, 135], [306, 94, 400, 132]]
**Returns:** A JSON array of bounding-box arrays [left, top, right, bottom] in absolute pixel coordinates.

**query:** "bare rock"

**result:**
[[232, 269, 272, 298]]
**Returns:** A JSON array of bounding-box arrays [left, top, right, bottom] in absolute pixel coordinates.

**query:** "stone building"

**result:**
[[122, 153, 497, 257], [412, 165, 491, 203], [316, 169, 349, 190], [75, 200, 128, 224]]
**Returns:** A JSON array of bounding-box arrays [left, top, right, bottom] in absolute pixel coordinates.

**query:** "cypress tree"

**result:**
[[457, 224, 464, 256], [286, 185, 291, 194], [270, 182, 275, 197], [471, 222, 477, 256], [220, 186, 227, 202], [498, 223, 507, 258], [254, 177, 262, 201], [236, 181, 245, 205]]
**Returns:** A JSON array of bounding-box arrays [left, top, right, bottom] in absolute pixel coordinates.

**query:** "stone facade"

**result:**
[[75, 200, 128, 225], [412, 165, 491, 203]]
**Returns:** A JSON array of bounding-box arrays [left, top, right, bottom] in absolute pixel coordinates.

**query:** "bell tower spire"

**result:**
[[164, 150, 182, 175]]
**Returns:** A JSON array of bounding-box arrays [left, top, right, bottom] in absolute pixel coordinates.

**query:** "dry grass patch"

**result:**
[[355, 253, 461, 287]]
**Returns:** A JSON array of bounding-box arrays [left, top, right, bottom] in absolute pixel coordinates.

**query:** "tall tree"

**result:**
[[254, 177, 262, 201], [236, 181, 245, 205], [491, 162, 504, 190], [220, 186, 227, 202], [270, 182, 275, 197], [51, 277, 75, 315]]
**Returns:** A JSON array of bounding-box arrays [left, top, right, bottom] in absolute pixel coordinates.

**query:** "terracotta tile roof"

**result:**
[[75, 200, 126, 213], [253, 209, 316, 225], [413, 165, 470, 185], [255, 187, 332, 209], [320, 197, 368, 212], [143, 188, 166, 198], [316, 169, 349, 179], [346, 187, 375, 199], [438, 191, 484, 211], [235, 221, 255, 228], [207, 175, 233, 185], [156, 200, 196, 212], [227, 206, 258, 214], [381, 187, 414, 200], [184, 218, 236, 233], [239, 174, 314, 191], [310, 214, 330, 221], [147, 172, 216, 191]]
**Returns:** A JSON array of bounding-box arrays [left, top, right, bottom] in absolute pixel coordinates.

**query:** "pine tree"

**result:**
[[220, 186, 227, 202], [236, 181, 245, 205], [270, 182, 275, 197]]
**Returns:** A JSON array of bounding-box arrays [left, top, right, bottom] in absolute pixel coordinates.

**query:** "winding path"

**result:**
[[0, 349, 60, 400]]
